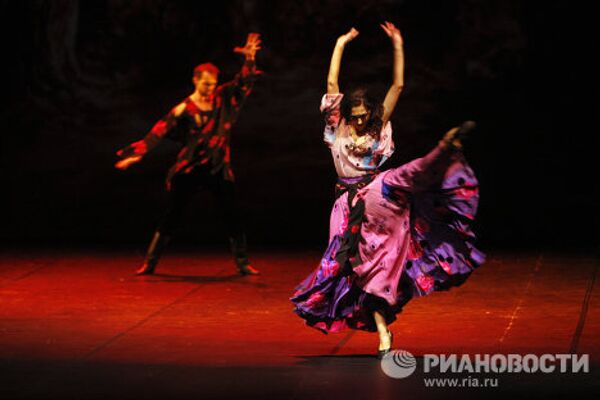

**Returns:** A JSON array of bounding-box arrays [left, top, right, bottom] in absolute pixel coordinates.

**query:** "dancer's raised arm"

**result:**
[[221, 33, 263, 115], [327, 28, 359, 94], [380, 21, 404, 125]]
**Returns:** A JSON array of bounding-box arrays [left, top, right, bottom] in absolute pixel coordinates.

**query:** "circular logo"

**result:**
[[380, 349, 417, 379]]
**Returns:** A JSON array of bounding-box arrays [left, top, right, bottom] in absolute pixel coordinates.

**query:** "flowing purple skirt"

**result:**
[[291, 146, 485, 333]]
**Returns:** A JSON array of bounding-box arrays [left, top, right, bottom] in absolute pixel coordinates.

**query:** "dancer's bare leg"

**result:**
[[373, 311, 392, 352]]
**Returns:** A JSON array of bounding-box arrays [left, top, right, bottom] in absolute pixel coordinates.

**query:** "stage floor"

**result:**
[[1, 250, 598, 399]]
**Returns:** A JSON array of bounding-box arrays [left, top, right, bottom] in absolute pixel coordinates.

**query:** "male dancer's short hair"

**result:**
[[194, 63, 220, 78]]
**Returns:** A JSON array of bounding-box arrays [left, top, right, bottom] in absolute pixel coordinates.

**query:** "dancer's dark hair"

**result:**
[[340, 88, 384, 136]]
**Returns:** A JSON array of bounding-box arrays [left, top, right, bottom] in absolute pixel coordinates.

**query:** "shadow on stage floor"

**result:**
[[0, 250, 598, 399]]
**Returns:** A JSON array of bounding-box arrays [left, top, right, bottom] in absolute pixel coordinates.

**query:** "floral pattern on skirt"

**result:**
[[291, 147, 485, 334]]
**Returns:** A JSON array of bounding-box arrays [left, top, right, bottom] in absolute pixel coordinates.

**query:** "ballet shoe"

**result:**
[[442, 120, 476, 149], [377, 329, 394, 359]]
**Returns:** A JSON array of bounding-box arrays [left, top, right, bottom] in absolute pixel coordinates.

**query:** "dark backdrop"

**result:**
[[1, 0, 595, 251]]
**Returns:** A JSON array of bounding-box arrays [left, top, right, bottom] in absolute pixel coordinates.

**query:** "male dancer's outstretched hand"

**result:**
[[233, 33, 262, 61], [115, 156, 141, 170]]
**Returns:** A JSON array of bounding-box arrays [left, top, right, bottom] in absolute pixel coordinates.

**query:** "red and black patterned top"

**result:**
[[117, 60, 259, 189]]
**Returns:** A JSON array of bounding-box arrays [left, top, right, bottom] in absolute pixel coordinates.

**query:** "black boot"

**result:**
[[136, 231, 170, 275], [229, 234, 260, 275]]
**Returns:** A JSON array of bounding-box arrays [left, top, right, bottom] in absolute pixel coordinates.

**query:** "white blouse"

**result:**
[[320, 93, 395, 178]]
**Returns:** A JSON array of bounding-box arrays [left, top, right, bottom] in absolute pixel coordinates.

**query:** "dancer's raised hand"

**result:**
[[380, 21, 403, 47], [234, 33, 262, 60], [336, 28, 359, 46]]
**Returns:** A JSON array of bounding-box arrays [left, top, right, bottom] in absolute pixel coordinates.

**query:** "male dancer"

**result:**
[[115, 33, 262, 276]]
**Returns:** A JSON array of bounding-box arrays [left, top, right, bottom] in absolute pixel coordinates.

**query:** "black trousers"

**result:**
[[156, 166, 245, 243]]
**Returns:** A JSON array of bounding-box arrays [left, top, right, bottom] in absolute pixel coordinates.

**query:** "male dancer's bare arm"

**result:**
[[327, 28, 359, 94], [380, 21, 405, 125]]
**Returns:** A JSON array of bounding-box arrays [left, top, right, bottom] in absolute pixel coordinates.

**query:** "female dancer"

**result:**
[[322, 22, 402, 179], [291, 23, 485, 358]]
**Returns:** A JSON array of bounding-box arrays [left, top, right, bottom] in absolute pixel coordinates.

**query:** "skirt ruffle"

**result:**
[[400, 161, 485, 303], [291, 159, 485, 334]]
